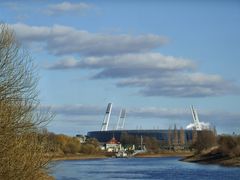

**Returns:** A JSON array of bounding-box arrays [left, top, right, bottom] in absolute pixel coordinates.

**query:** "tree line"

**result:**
[[193, 130, 240, 158], [42, 131, 101, 156]]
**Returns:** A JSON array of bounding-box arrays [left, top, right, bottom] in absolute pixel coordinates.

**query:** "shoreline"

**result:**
[[52, 154, 108, 161], [134, 151, 193, 158], [182, 155, 240, 167], [51, 152, 240, 167], [51, 152, 193, 161]]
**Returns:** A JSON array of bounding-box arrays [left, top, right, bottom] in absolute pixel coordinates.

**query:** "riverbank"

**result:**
[[52, 154, 108, 161], [135, 151, 193, 158], [182, 150, 240, 167], [51, 151, 193, 161]]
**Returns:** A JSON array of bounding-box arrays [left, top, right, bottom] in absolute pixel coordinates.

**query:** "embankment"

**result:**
[[182, 150, 240, 167]]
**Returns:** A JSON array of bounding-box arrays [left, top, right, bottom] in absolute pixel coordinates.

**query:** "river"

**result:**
[[51, 157, 240, 180]]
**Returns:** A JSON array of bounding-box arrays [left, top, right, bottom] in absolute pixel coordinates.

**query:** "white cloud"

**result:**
[[41, 104, 104, 116], [46, 53, 194, 72], [45, 2, 91, 15], [46, 54, 239, 97], [10, 23, 240, 97], [11, 23, 168, 56], [118, 72, 239, 97]]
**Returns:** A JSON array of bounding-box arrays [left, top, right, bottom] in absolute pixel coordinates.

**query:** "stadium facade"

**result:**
[[87, 129, 194, 143]]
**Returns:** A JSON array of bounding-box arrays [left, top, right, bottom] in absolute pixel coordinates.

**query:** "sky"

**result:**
[[1, 0, 240, 135]]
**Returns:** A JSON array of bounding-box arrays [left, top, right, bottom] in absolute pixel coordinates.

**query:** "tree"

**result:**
[[173, 124, 178, 146], [193, 130, 217, 153], [179, 127, 185, 146], [120, 132, 135, 145], [192, 129, 197, 144], [0, 24, 52, 179], [218, 135, 240, 157], [143, 136, 160, 153], [168, 127, 172, 148]]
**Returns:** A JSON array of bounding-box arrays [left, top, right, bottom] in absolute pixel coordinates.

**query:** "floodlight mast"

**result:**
[[191, 105, 202, 130], [101, 103, 112, 131], [120, 109, 126, 129], [116, 110, 121, 130], [115, 109, 127, 130]]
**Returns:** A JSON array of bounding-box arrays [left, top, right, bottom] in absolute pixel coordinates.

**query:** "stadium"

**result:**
[[87, 103, 202, 143], [87, 129, 194, 143]]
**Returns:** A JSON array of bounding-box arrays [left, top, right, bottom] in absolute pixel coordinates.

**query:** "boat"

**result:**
[[115, 150, 128, 158]]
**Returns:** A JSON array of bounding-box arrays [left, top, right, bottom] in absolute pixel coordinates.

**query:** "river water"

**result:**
[[52, 157, 240, 180]]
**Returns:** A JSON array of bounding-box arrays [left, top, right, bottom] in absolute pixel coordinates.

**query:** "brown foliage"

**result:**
[[45, 132, 101, 155], [193, 130, 217, 153], [218, 135, 240, 157], [179, 127, 185, 145], [120, 132, 160, 152], [143, 136, 160, 153], [0, 24, 52, 179], [173, 124, 178, 145]]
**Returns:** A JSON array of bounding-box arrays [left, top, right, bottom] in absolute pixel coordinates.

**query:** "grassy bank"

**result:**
[[183, 155, 240, 167], [182, 148, 240, 167], [182, 134, 240, 167]]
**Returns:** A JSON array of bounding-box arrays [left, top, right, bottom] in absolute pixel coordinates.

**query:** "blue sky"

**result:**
[[1, 0, 240, 135]]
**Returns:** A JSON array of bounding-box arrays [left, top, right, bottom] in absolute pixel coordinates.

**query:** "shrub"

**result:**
[[218, 135, 240, 157], [193, 130, 217, 153]]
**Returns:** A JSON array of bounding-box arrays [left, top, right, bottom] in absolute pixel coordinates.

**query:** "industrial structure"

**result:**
[[87, 103, 201, 145]]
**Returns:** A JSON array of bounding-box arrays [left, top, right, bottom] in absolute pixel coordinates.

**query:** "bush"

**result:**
[[193, 130, 217, 153], [0, 24, 52, 180], [80, 144, 97, 154], [218, 135, 240, 157]]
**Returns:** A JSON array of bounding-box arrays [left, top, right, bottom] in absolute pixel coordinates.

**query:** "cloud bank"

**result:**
[[46, 55, 239, 97], [11, 23, 168, 56], [11, 23, 240, 97]]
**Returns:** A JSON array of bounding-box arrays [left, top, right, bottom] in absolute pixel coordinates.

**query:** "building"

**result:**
[[87, 103, 200, 148], [104, 137, 121, 152], [87, 129, 194, 145]]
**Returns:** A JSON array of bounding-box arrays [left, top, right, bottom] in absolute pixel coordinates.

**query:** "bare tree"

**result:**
[[0, 24, 53, 179], [193, 130, 217, 153], [168, 127, 172, 148], [192, 129, 197, 144], [180, 127, 185, 146], [173, 124, 178, 146]]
